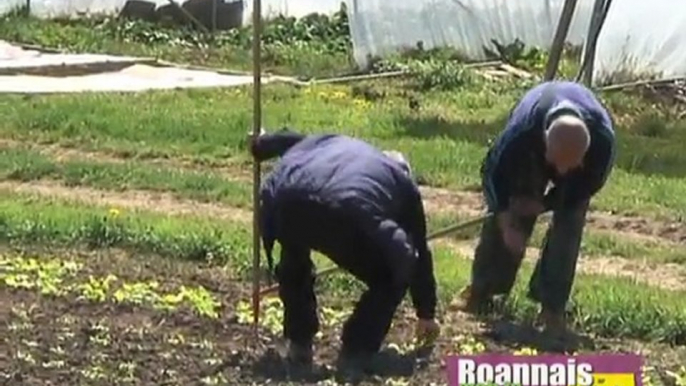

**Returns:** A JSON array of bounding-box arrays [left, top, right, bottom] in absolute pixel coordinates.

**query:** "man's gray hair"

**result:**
[[545, 114, 591, 154], [383, 150, 412, 176]]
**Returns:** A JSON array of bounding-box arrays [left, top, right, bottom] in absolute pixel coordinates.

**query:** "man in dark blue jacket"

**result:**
[[456, 81, 616, 336], [250, 128, 439, 369]]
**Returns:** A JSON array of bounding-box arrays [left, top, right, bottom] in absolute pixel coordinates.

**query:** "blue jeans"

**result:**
[[470, 199, 589, 314]]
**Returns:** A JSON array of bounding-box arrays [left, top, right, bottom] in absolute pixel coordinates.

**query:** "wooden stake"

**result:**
[[577, 0, 613, 86], [211, 0, 217, 32], [544, 0, 579, 81], [250, 0, 263, 337]]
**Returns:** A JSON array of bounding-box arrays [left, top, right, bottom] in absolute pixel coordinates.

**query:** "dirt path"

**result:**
[[0, 138, 252, 181], [3, 178, 686, 292], [420, 186, 686, 244], [434, 239, 686, 292], [0, 180, 252, 224]]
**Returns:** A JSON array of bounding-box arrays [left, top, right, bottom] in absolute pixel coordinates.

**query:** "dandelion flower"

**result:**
[[108, 208, 121, 217], [513, 347, 538, 355]]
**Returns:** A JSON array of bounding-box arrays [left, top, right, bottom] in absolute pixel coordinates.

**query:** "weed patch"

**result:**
[[1, 147, 251, 207], [1, 192, 686, 344], [1, 254, 221, 318], [0, 191, 249, 266], [235, 296, 351, 338]]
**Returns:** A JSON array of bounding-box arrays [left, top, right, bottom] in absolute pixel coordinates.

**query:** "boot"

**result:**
[[286, 341, 313, 367], [335, 345, 375, 378], [538, 308, 567, 337], [449, 284, 493, 314]]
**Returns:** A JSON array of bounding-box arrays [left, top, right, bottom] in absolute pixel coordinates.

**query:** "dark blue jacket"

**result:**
[[252, 129, 437, 320], [482, 81, 616, 213]]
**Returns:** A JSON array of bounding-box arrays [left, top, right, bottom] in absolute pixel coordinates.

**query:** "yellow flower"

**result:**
[[108, 208, 121, 218], [513, 347, 538, 355], [331, 91, 347, 99], [353, 98, 372, 109]]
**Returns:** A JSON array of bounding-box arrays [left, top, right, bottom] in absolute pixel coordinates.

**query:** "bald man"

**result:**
[[457, 81, 616, 336]]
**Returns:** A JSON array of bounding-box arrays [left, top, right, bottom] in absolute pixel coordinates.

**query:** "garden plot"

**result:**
[[2, 10, 686, 386]]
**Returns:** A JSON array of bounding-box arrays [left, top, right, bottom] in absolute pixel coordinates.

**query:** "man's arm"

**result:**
[[404, 186, 437, 320], [483, 132, 548, 214], [250, 128, 306, 162]]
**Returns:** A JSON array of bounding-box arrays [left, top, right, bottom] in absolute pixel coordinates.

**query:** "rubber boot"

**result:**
[[286, 341, 313, 367], [450, 284, 493, 314], [334, 346, 375, 381]]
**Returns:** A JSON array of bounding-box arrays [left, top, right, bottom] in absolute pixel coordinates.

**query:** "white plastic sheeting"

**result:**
[[243, 0, 342, 24], [346, 0, 686, 84], [347, 0, 595, 68], [0, 0, 23, 15], [593, 0, 686, 83], [5, 0, 686, 84]]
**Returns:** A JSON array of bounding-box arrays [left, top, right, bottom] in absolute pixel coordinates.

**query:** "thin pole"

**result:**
[[582, 0, 612, 86], [576, 0, 604, 83], [544, 0, 579, 81], [211, 0, 218, 32], [250, 0, 263, 336]]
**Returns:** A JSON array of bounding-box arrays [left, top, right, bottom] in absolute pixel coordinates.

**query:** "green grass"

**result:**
[[0, 190, 251, 270], [1, 190, 686, 344], [3, 146, 684, 266], [432, 248, 686, 344], [0, 147, 252, 208], [3, 80, 686, 222]]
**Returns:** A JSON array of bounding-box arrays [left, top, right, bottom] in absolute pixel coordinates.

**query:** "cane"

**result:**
[[257, 212, 494, 296]]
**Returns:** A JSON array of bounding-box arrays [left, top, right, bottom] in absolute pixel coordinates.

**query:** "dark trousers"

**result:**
[[273, 198, 411, 354], [470, 199, 589, 314]]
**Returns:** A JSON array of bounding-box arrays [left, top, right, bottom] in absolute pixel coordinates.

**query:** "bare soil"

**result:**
[[2, 248, 685, 386]]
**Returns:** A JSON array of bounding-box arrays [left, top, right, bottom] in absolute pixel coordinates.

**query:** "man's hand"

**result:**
[[498, 212, 527, 255], [415, 318, 440, 346], [246, 128, 266, 158]]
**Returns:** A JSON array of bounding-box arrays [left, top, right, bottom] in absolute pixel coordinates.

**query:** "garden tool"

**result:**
[[257, 212, 494, 296]]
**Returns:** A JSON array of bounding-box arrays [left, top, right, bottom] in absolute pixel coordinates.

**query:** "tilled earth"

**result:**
[[2, 248, 686, 386]]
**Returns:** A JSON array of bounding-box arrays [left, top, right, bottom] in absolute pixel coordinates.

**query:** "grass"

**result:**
[[2, 80, 686, 221], [1, 147, 252, 208], [3, 146, 685, 267], [1, 191, 686, 344], [0, 190, 251, 270]]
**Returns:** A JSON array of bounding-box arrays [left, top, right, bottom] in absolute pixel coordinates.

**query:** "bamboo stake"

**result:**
[[544, 0, 579, 81], [250, 0, 263, 337]]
